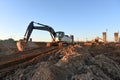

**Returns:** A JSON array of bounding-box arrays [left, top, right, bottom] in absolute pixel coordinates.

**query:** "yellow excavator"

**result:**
[[17, 21, 73, 51], [91, 36, 107, 46], [84, 36, 106, 46]]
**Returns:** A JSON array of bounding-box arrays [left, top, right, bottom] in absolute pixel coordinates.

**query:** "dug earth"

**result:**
[[0, 39, 120, 80]]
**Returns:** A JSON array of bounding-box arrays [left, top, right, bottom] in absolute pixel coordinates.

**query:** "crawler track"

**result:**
[[0, 47, 60, 78]]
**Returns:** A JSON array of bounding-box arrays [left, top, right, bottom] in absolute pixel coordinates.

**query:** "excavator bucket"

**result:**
[[16, 40, 24, 51]]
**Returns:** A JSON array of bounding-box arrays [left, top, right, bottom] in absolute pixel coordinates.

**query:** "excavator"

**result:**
[[17, 21, 73, 51], [84, 36, 106, 46], [92, 36, 106, 46]]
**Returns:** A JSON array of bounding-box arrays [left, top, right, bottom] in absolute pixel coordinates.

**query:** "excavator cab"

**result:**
[[55, 31, 65, 41], [55, 31, 72, 43]]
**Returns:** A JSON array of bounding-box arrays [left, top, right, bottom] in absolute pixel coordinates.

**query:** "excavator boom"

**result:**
[[24, 21, 56, 42], [17, 21, 56, 51]]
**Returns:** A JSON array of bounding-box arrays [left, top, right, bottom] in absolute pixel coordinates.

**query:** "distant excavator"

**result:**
[[17, 21, 73, 51], [92, 36, 106, 45], [84, 36, 106, 46]]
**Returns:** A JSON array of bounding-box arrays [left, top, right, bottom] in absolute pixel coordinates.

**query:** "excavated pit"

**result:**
[[0, 40, 120, 80]]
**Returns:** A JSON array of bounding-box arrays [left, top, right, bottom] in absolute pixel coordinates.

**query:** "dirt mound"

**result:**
[[24, 42, 39, 50], [32, 62, 68, 80], [3, 45, 120, 80], [0, 39, 39, 56], [94, 54, 120, 79], [0, 39, 17, 56]]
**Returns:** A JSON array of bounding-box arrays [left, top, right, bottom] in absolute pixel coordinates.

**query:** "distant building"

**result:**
[[114, 32, 119, 42], [102, 32, 106, 42]]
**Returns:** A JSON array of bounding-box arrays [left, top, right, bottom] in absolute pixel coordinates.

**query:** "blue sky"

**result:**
[[0, 0, 120, 41]]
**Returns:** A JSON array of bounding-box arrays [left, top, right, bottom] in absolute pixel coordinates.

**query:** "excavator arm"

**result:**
[[24, 21, 56, 42], [17, 21, 56, 51]]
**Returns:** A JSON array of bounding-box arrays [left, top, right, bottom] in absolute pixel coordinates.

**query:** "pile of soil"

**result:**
[[0, 39, 39, 56], [3, 44, 120, 80], [0, 39, 17, 56]]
